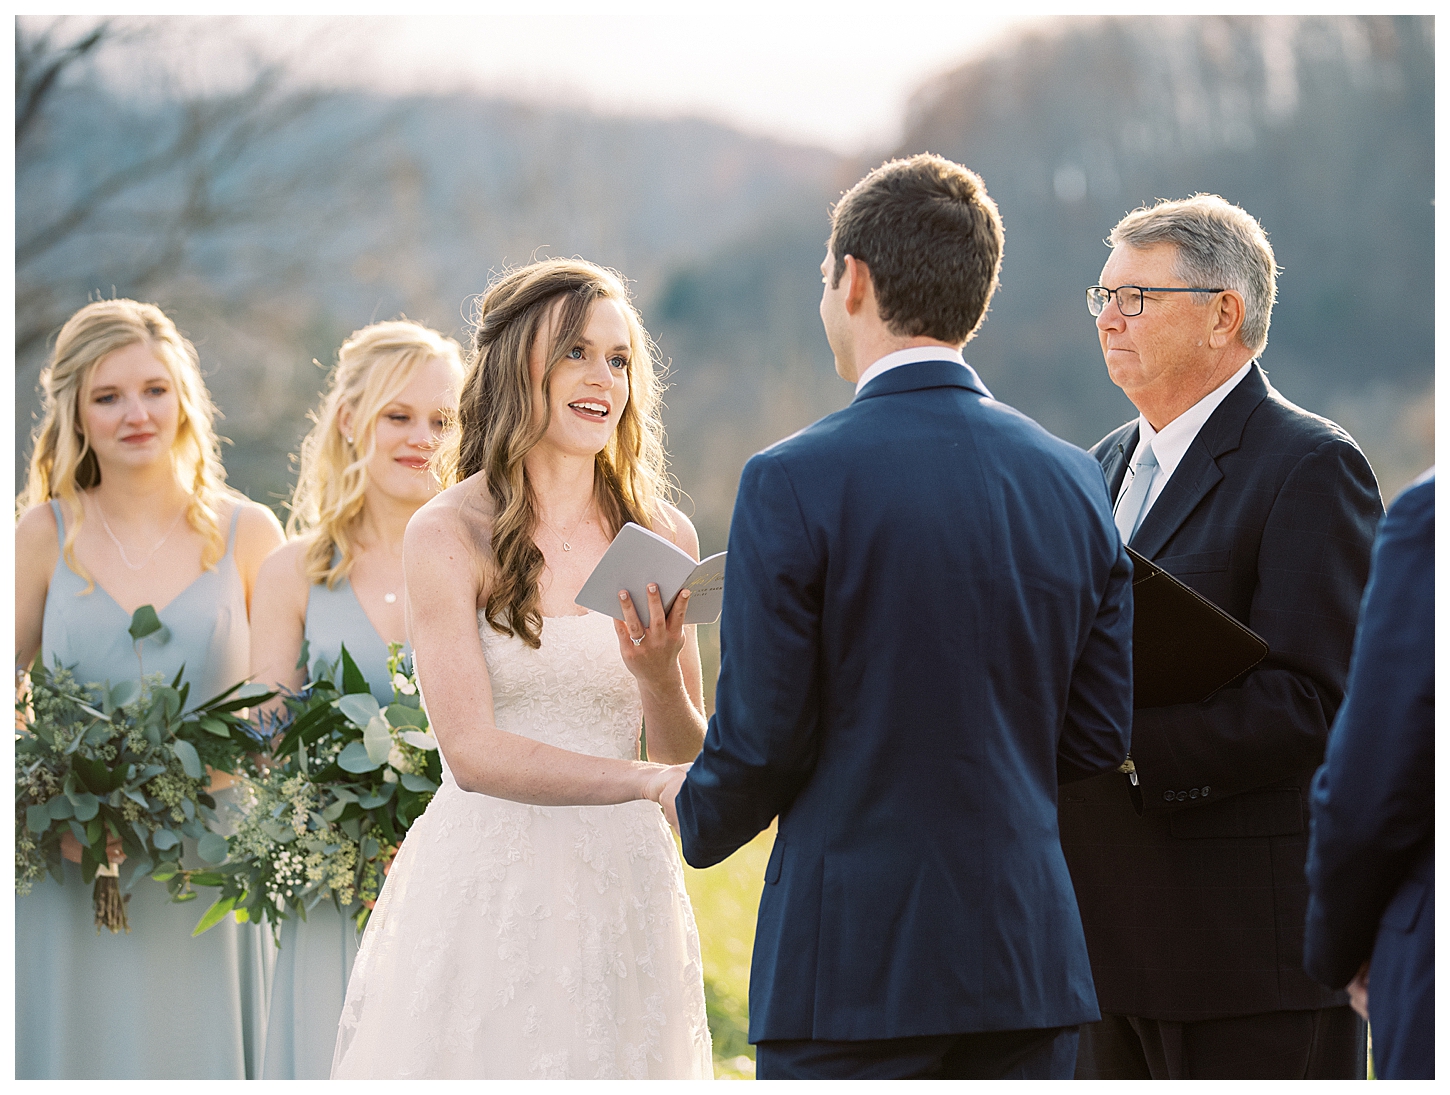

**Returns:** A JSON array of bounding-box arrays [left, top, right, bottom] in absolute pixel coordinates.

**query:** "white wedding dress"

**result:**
[[331, 611, 713, 1079]]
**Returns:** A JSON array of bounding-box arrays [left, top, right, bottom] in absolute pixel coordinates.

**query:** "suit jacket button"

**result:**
[[1189, 788, 1199, 799], [1202, 786, 1210, 796], [1163, 791, 1175, 802], [1176, 791, 1187, 801]]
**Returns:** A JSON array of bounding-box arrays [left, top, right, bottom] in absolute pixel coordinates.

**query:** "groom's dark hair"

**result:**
[[828, 153, 1003, 345]]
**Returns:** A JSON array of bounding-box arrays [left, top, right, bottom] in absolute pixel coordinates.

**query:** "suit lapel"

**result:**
[[1129, 364, 1271, 558], [1096, 423, 1139, 500]]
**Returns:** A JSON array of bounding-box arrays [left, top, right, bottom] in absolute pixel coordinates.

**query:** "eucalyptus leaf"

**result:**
[[357, 783, 396, 809], [181, 818, 206, 839], [360, 835, 380, 860], [71, 793, 99, 822], [336, 692, 381, 729], [46, 795, 75, 820], [128, 604, 163, 642], [84, 722, 113, 746], [180, 797, 195, 821], [137, 763, 166, 782], [152, 828, 180, 851], [158, 686, 182, 721], [68, 819, 89, 845], [143, 722, 162, 747], [400, 729, 438, 751], [321, 799, 348, 822], [171, 739, 203, 779], [337, 740, 383, 774], [124, 789, 149, 808], [120, 855, 154, 894], [261, 819, 297, 844], [363, 714, 393, 764], [197, 831, 229, 864], [26, 803, 50, 833], [386, 704, 428, 729], [339, 817, 362, 841], [400, 772, 439, 793], [330, 787, 360, 803], [198, 716, 231, 738], [109, 679, 141, 709]]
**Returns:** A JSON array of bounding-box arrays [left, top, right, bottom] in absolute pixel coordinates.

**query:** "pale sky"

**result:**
[[76, 7, 1055, 154]]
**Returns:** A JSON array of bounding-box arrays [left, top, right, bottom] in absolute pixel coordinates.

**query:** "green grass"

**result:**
[[680, 823, 776, 1080]]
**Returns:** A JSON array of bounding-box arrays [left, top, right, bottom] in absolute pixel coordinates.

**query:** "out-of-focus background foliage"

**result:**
[[14, 14, 1435, 1078]]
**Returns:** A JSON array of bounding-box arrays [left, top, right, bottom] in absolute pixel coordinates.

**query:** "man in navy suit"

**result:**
[[1304, 470, 1434, 1080], [652, 153, 1135, 1079], [1059, 195, 1383, 1078]]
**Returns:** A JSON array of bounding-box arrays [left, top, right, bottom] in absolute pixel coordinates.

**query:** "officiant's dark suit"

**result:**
[[672, 155, 1135, 1080], [1059, 195, 1383, 1079]]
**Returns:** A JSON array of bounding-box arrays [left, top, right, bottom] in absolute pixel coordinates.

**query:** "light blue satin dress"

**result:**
[[261, 570, 404, 1079], [16, 501, 273, 1080]]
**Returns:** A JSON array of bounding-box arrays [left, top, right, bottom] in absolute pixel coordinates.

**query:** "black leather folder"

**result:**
[[1127, 546, 1269, 709]]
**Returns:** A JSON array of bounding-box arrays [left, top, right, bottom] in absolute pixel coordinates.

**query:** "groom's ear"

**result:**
[[842, 255, 874, 317]]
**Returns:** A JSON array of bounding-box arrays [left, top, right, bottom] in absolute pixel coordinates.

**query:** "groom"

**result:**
[[656, 154, 1134, 1079]]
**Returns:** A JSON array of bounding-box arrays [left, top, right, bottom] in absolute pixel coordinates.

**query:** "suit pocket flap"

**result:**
[[1170, 788, 1303, 839], [1380, 879, 1428, 933]]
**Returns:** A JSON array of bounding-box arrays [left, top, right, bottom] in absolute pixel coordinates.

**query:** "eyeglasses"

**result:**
[[1086, 284, 1225, 317]]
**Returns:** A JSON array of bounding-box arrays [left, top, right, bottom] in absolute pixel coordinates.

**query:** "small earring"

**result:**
[[347, 435, 354, 445]]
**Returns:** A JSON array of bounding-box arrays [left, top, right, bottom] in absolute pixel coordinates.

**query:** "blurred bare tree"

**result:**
[[13, 17, 408, 503]]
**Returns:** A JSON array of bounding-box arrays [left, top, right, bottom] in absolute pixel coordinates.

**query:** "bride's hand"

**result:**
[[643, 763, 692, 831], [614, 583, 689, 686]]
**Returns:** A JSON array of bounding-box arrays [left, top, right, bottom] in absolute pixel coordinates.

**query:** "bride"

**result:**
[[331, 259, 712, 1080]]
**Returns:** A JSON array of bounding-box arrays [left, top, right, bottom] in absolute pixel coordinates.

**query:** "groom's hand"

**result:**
[[647, 763, 691, 831]]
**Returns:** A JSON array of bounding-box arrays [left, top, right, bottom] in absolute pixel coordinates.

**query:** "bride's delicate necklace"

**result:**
[[97, 499, 186, 571], [538, 500, 594, 552]]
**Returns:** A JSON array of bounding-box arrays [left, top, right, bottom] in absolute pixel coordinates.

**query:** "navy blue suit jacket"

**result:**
[[1304, 471, 1434, 1079], [675, 360, 1134, 1042], [1058, 364, 1382, 1022]]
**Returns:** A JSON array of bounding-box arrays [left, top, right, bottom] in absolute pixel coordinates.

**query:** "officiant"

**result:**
[[1058, 195, 1382, 1080]]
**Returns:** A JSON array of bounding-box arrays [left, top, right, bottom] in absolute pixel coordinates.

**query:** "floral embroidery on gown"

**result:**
[[331, 611, 712, 1079]]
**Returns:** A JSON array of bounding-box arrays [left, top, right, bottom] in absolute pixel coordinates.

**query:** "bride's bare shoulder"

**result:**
[[405, 476, 496, 570]]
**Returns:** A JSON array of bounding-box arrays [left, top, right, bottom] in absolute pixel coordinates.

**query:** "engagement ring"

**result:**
[[631, 635, 644, 646]]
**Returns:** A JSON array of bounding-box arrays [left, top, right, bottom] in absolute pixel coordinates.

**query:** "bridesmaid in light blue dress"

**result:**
[[249, 319, 463, 1078], [14, 299, 286, 1079]]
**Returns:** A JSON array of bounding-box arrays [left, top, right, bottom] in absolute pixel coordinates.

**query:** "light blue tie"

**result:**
[[1114, 444, 1160, 544]]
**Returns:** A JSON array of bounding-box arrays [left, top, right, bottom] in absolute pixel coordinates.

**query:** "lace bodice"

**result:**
[[438, 613, 643, 784]]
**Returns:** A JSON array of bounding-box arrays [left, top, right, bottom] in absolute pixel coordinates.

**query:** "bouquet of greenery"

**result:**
[[187, 642, 441, 940], [15, 606, 272, 933]]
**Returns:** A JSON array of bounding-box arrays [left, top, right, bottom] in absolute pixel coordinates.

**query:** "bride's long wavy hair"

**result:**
[[434, 259, 671, 649]]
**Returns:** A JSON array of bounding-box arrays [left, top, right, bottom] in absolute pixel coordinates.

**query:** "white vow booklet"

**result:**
[[575, 522, 726, 626]]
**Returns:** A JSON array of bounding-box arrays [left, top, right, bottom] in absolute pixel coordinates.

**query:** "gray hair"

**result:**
[[1108, 194, 1278, 356]]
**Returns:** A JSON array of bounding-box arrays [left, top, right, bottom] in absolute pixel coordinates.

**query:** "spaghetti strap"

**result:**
[[223, 502, 243, 558], [48, 497, 65, 535]]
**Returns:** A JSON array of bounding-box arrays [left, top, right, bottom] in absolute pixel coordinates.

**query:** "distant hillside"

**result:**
[[16, 75, 842, 513], [16, 15, 1432, 550], [653, 14, 1434, 548]]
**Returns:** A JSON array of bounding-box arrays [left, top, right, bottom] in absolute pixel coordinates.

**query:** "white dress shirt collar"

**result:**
[[855, 345, 967, 395], [1119, 361, 1254, 511]]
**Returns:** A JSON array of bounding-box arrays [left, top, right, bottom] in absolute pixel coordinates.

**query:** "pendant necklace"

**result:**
[[97, 500, 187, 571], [538, 501, 593, 552]]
